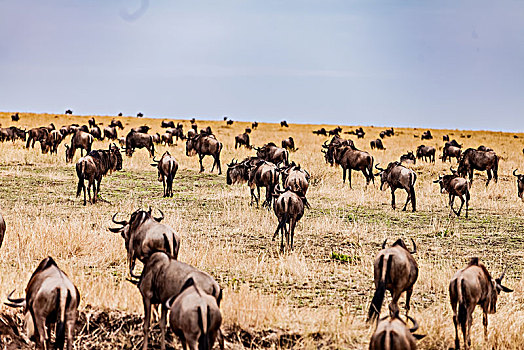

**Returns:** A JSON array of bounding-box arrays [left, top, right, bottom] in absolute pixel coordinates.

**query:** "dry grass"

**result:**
[[0, 111, 523, 349]]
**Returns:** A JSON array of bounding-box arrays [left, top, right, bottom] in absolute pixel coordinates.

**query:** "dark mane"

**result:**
[[392, 239, 408, 250]]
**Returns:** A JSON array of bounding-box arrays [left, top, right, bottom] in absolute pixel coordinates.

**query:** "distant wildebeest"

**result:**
[[186, 133, 223, 174], [421, 130, 433, 140], [379, 128, 394, 139], [252, 121, 258, 129], [161, 132, 174, 146], [457, 148, 498, 186], [133, 251, 222, 350], [449, 258, 513, 350], [109, 208, 180, 278], [103, 126, 118, 140], [137, 112, 144, 117], [370, 138, 385, 150], [368, 239, 418, 322], [118, 112, 123, 116], [223, 116, 228, 121], [255, 142, 289, 166], [161, 120, 175, 128], [234, 132, 251, 149], [247, 159, 279, 208], [443, 134, 450, 141], [312, 127, 327, 136], [152, 132, 161, 144], [369, 314, 425, 350], [323, 139, 374, 188], [123, 130, 155, 157], [65, 130, 94, 162], [375, 162, 417, 211], [272, 186, 308, 252], [434, 168, 471, 217], [41, 129, 63, 154], [5, 257, 80, 350], [416, 145, 435, 163], [281, 136, 297, 151], [65, 109, 73, 114], [187, 129, 196, 139], [477, 145, 493, 152], [355, 127, 365, 139], [279, 162, 310, 195], [26, 127, 49, 148], [226, 119, 233, 125], [132, 125, 150, 133], [328, 126, 342, 136], [226, 157, 258, 186], [280, 120, 289, 127], [442, 142, 462, 162], [76, 144, 122, 205], [201, 126, 213, 136], [110, 119, 124, 129], [512, 169, 524, 200], [90, 125, 104, 140], [0, 212, 5, 249], [151, 151, 178, 197], [245, 127, 251, 134], [190, 117, 196, 123], [167, 123, 185, 141], [400, 151, 416, 165], [60, 124, 79, 137], [11, 112, 19, 121], [191, 123, 198, 132], [166, 277, 223, 350], [0, 126, 26, 143], [88, 117, 96, 128]]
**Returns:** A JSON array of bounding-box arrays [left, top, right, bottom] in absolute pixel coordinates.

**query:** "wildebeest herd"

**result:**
[[0, 113, 521, 350]]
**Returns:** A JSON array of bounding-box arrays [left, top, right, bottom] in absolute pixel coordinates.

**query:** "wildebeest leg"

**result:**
[[198, 154, 205, 172], [450, 281, 460, 350], [342, 168, 346, 183], [449, 193, 456, 215], [216, 154, 222, 175], [388, 289, 401, 317], [257, 186, 261, 208], [347, 169, 352, 189], [162, 176, 166, 197], [86, 180, 92, 206], [289, 218, 297, 250], [34, 313, 47, 350], [391, 188, 396, 209], [482, 307, 489, 342], [160, 305, 168, 350], [66, 315, 76, 350], [405, 287, 413, 317], [250, 188, 256, 206], [402, 188, 411, 211], [142, 297, 152, 350], [486, 170, 492, 186], [456, 194, 465, 216]]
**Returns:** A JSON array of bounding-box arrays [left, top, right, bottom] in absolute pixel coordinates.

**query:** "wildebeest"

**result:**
[[280, 120, 289, 127], [78, 125, 89, 133], [375, 162, 417, 211], [90, 125, 104, 140], [434, 168, 471, 217], [65, 130, 94, 162], [234, 132, 251, 149], [118, 112, 123, 116], [226, 157, 259, 186], [76, 144, 123, 205], [226, 119, 233, 125], [65, 109, 73, 114], [328, 126, 342, 136], [161, 132, 174, 146], [151, 151, 179, 197], [152, 133, 161, 144], [109, 208, 180, 278], [110, 119, 124, 129], [370, 138, 385, 150], [26, 127, 49, 148], [368, 239, 418, 322], [0, 126, 26, 142], [88, 117, 96, 128], [457, 148, 498, 186], [379, 128, 394, 139], [167, 123, 185, 141], [103, 126, 118, 140], [123, 130, 155, 157], [186, 134, 223, 174], [279, 162, 310, 194], [400, 151, 416, 165], [161, 120, 175, 128], [137, 112, 144, 117], [135, 251, 222, 350], [328, 142, 374, 188], [443, 134, 450, 141], [11, 112, 19, 121], [255, 142, 289, 166], [252, 121, 258, 129], [190, 117, 196, 123], [512, 169, 524, 200], [166, 277, 223, 350], [421, 130, 433, 140], [449, 258, 513, 350], [321, 135, 356, 165], [245, 127, 251, 134], [369, 314, 424, 350], [5, 257, 80, 350], [281, 137, 296, 151], [477, 145, 493, 152], [272, 186, 308, 252], [442, 142, 462, 162], [0, 212, 5, 249], [312, 127, 327, 136], [41, 129, 63, 154], [132, 125, 150, 133], [416, 145, 435, 163], [247, 159, 280, 208]]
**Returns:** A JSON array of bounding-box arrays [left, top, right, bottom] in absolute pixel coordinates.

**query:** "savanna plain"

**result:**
[[0, 112, 522, 349]]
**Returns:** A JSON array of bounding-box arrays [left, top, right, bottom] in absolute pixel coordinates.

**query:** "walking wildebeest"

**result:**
[[400, 151, 416, 165], [110, 119, 124, 130], [272, 186, 308, 252], [11, 112, 19, 122], [513, 169, 524, 200], [328, 126, 342, 135], [90, 125, 104, 140], [151, 151, 179, 197], [252, 121, 258, 129], [234, 132, 251, 149], [442, 142, 462, 162], [368, 239, 418, 322], [321, 135, 356, 165], [109, 208, 180, 278], [76, 144, 123, 205], [370, 139, 385, 150], [5, 257, 80, 350], [161, 120, 175, 128], [65, 109, 73, 114], [434, 168, 471, 217], [186, 134, 223, 174], [449, 258, 513, 350], [281, 137, 297, 151], [248, 160, 280, 208], [123, 130, 155, 157], [369, 315, 425, 350], [103, 126, 118, 140], [255, 143, 289, 166], [168, 123, 184, 141], [161, 132, 173, 146], [65, 130, 94, 162], [312, 127, 327, 136], [226, 157, 260, 185], [457, 148, 498, 186], [416, 145, 435, 163], [280, 120, 289, 127], [26, 127, 49, 148], [41, 129, 63, 154], [88, 117, 96, 128], [375, 162, 417, 211], [421, 130, 433, 140], [327, 142, 374, 188], [279, 162, 310, 195]]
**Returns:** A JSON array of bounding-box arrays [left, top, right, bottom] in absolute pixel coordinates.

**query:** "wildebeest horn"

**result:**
[[375, 163, 385, 171], [513, 169, 519, 177], [381, 239, 387, 249], [410, 238, 417, 254], [154, 208, 164, 222], [111, 213, 127, 226], [450, 166, 457, 173], [407, 315, 419, 333], [253, 146, 260, 151], [6, 290, 25, 304], [152, 156, 159, 162]]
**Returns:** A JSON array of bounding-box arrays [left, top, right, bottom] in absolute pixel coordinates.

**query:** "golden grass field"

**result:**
[[0, 111, 522, 349]]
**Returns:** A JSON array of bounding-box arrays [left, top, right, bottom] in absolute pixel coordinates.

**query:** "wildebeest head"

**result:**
[[321, 136, 355, 165], [513, 169, 524, 200], [489, 268, 513, 313], [226, 159, 250, 185], [400, 151, 416, 164], [109, 143, 123, 171], [375, 162, 399, 190], [64, 144, 74, 162], [109, 208, 164, 242], [185, 134, 198, 156]]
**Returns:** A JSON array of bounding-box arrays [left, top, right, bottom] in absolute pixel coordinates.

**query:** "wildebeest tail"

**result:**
[[151, 136, 155, 156], [197, 305, 209, 350], [410, 172, 417, 210], [76, 160, 85, 197], [458, 278, 468, 325], [367, 254, 391, 323], [162, 233, 174, 259], [55, 288, 70, 350], [493, 155, 499, 181], [368, 156, 375, 183], [284, 149, 289, 166]]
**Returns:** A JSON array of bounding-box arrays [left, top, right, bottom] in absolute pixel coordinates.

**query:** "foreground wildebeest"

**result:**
[[137, 112, 144, 117], [26, 127, 49, 148], [0, 212, 5, 249], [11, 112, 20, 121], [65, 109, 73, 114], [65, 130, 94, 162], [186, 134, 223, 174], [280, 120, 289, 127], [513, 169, 524, 200], [328, 141, 374, 188], [123, 130, 155, 157], [151, 151, 179, 197], [449, 258, 513, 350], [90, 125, 104, 140], [135, 251, 222, 350], [369, 314, 425, 350], [109, 208, 180, 277], [442, 142, 462, 162], [375, 162, 417, 211], [321, 135, 356, 165], [161, 120, 175, 128], [370, 138, 385, 150], [247, 160, 280, 207], [457, 148, 498, 186], [279, 162, 310, 194], [110, 119, 124, 130], [434, 168, 471, 217], [416, 145, 435, 163], [312, 127, 327, 136], [255, 142, 289, 166], [166, 277, 223, 350], [76, 144, 123, 205], [252, 121, 258, 129], [421, 130, 433, 140], [132, 125, 150, 134], [281, 136, 297, 151], [234, 132, 251, 149], [400, 151, 416, 165], [272, 186, 308, 252], [5, 257, 80, 350], [368, 239, 418, 322], [103, 125, 118, 140], [88, 117, 96, 128]]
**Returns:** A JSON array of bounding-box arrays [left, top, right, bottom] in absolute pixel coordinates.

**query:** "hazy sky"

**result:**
[[1, 1, 523, 131]]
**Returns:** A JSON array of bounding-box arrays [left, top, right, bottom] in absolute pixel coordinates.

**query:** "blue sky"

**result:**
[[1, 1, 523, 131]]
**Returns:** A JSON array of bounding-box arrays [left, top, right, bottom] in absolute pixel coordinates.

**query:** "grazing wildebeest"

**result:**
[[312, 127, 327, 136], [109, 208, 180, 278], [226, 119, 233, 125], [42, 129, 63, 154], [161, 132, 174, 146], [137, 112, 144, 117], [90, 125, 104, 140], [321, 135, 356, 165], [279, 162, 310, 194], [512, 169, 524, 200], [442, 142, 462, 162], [457, 148, 498, 186], [421, 130, 433, 140], [110, 119, 124, 129], [103, 126, 118, 140], [65, 130, 94, 162], [26, 127, 49, 148], [434, 169, 471, 217], [447, 139, 461, 148], [65, 109, 73, 114], [186, 134, 223, 174], [167, 123, 185, 141], [0, 212, 5, 249], [161, 120, 175, 128], [280, 120, 289, 127], [443, 134, 450, 141], [245, 127, 251, 134], [0, 126, 26, 142], [252, 121, 258, 129], [367, 239, 418, 322], [329, 143, 374, 188], [76, 144, 122, 205], [151, 151, 179, 197], [234, 132, 251, 149], [5, 257, 80, 350], [255, 142, 289, 166], [328, 126, 342, 136], [11, 112, 19, 121], [281, 136, 297, 151], [369, 314, 424, 350], [375, 162, 417, 211], [88, 117, 96, 128], [416, 145, 435, 163], [247, 160, 280, 208], [134, 251, 222, 350], [400, 151, 416, 165], [123, 130, 155, 157], [166, 278, 223, 350], [370, 138, 385, 150], [272, 186, 308, 252], [132, 125, 150, 133], [449, 258, 513, 350]]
